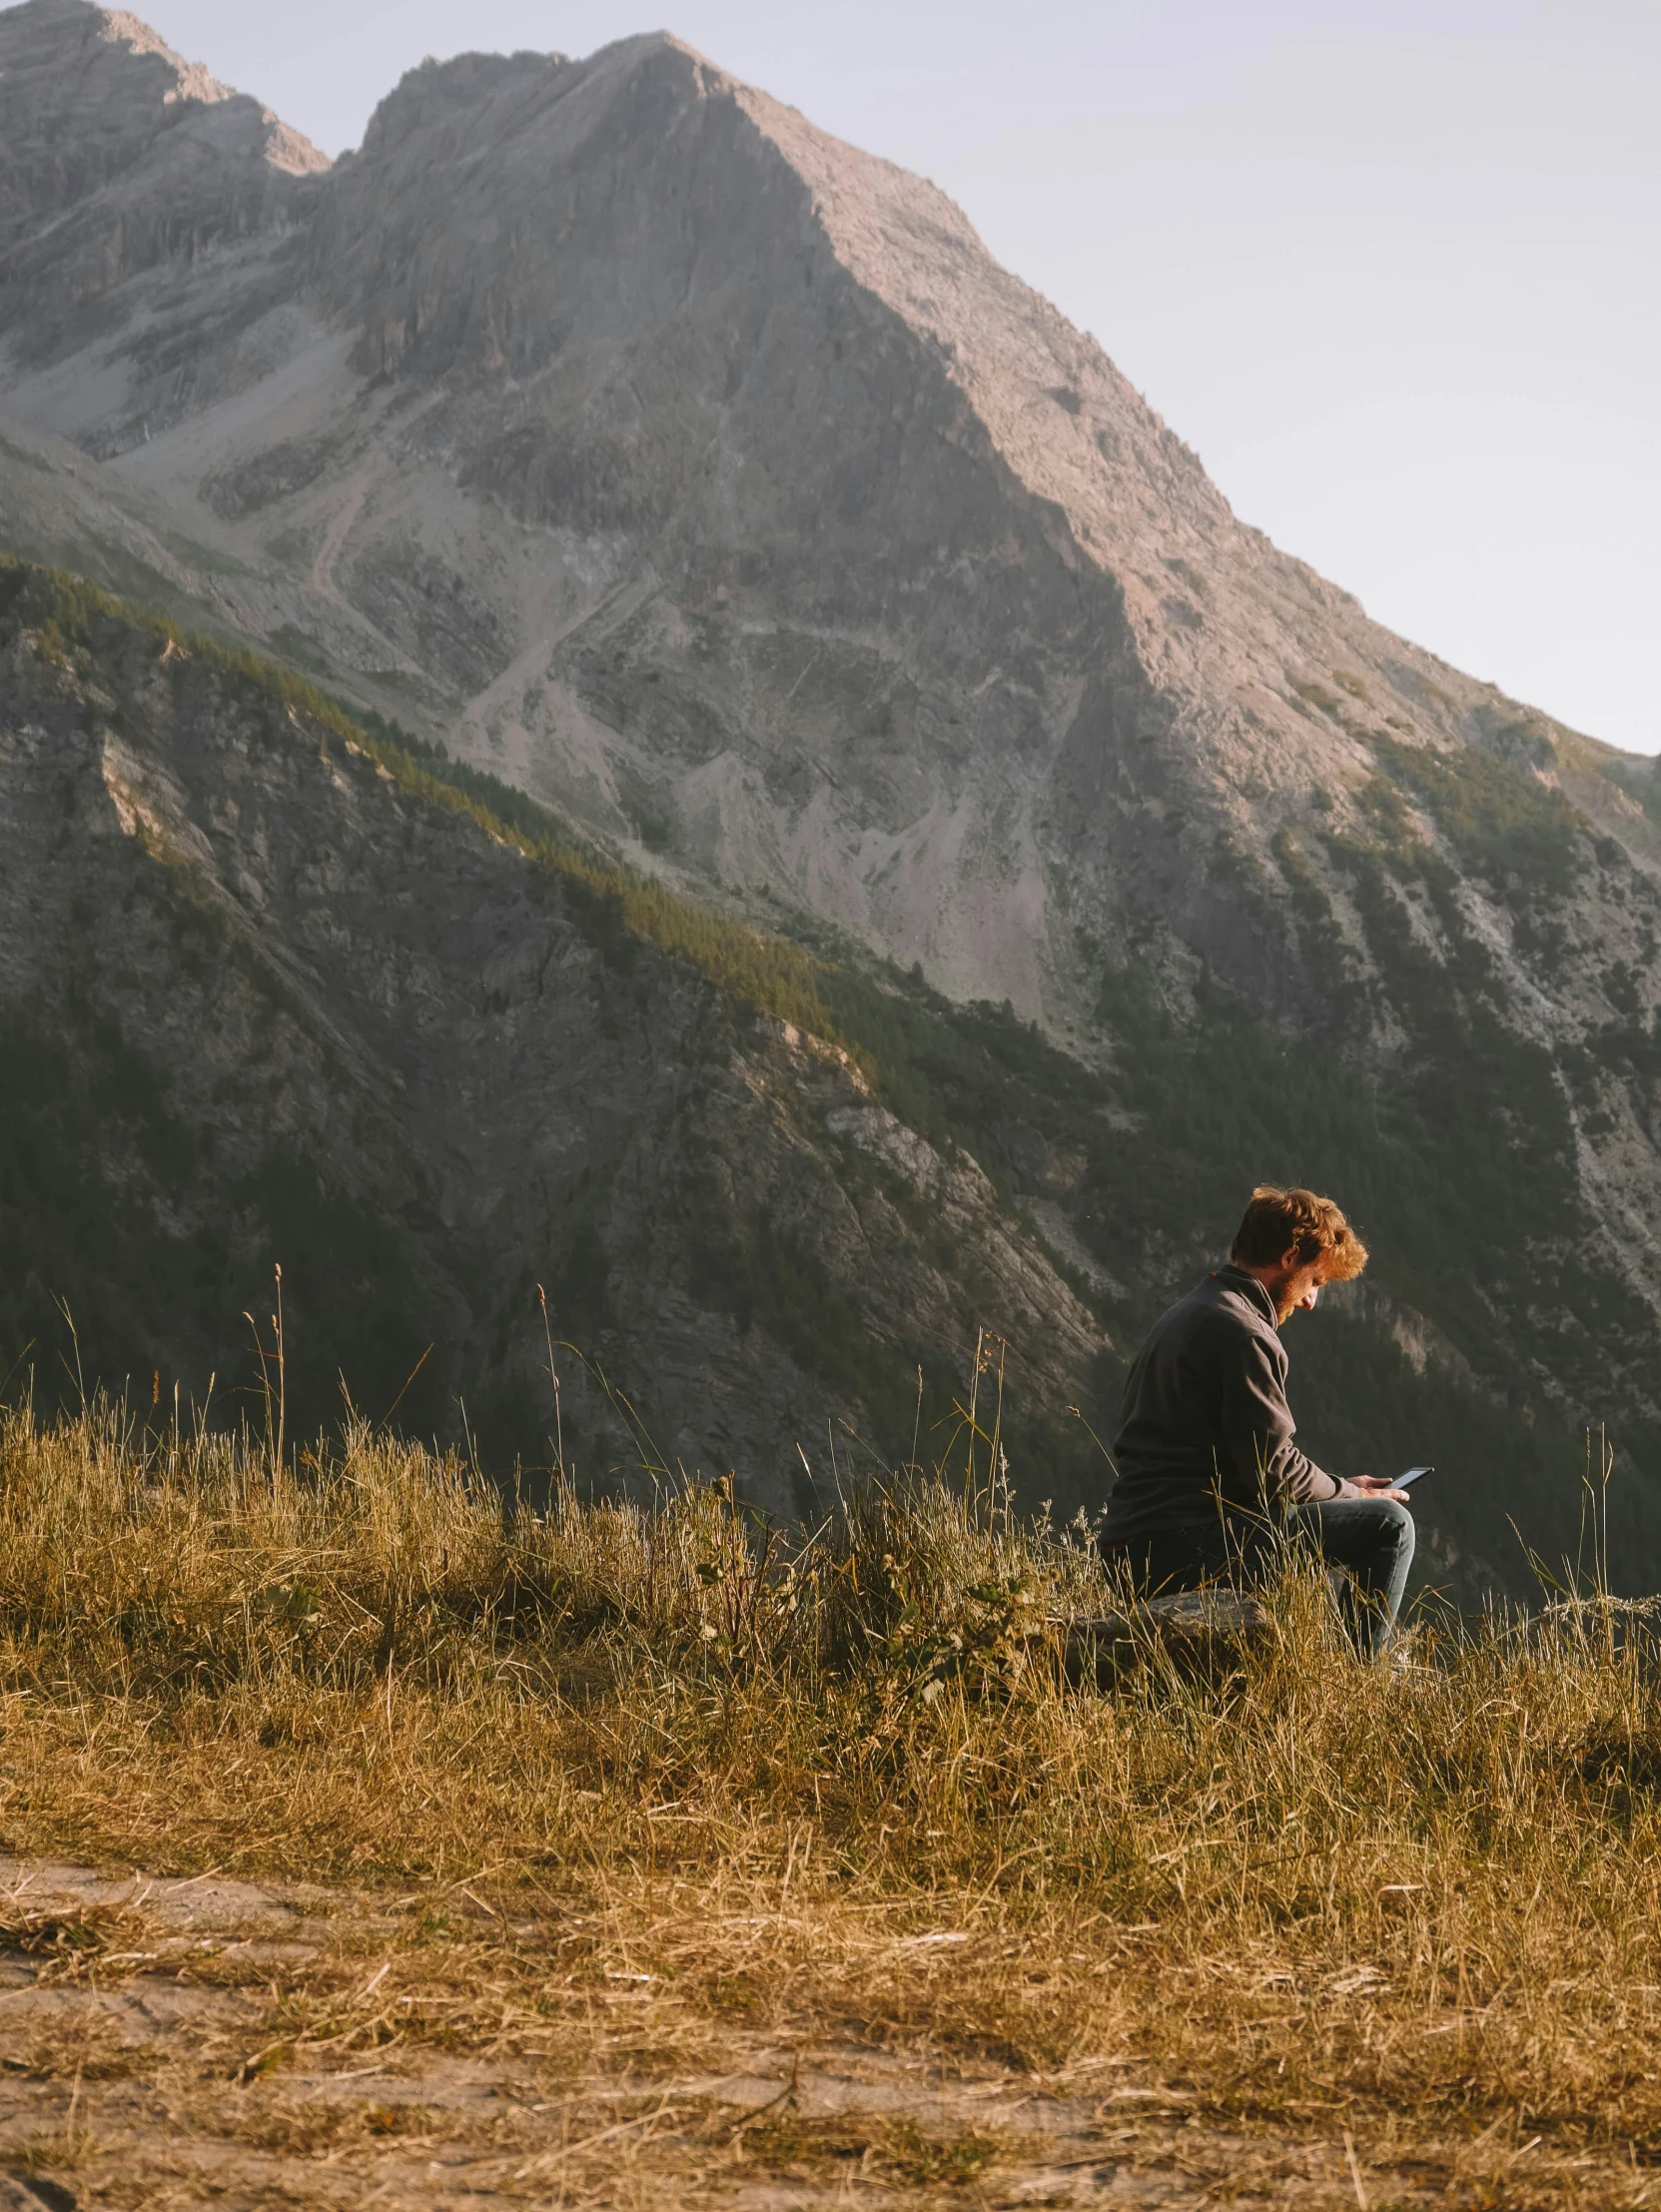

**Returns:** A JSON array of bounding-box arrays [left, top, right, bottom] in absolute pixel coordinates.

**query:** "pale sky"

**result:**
[[136, 0, 1661, 753]]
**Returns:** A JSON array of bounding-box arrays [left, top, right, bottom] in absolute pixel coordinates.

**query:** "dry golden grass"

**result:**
[[1, 1401, 1660, 2205]]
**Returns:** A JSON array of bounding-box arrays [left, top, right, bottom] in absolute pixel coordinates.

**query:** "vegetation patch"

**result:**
[[1287, 676, 1345, 719], [1367, 731, 1585, 899]]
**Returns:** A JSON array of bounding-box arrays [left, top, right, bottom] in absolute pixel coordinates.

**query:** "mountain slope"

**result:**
[[3, 3, 1661, 1584], [0, 561, 1111, 1511]]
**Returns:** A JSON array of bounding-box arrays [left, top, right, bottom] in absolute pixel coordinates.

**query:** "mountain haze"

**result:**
[[3, 0, 1661, 1583]]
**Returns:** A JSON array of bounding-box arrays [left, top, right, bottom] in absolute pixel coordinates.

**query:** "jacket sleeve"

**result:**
[[1217, 1329, 1339, 1506]]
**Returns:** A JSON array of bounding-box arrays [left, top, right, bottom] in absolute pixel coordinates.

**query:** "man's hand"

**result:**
[[1336, 1473, 1412, 1505]]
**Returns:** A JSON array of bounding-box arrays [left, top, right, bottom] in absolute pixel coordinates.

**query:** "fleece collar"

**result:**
[[1212, 1263, 1278, 1327]]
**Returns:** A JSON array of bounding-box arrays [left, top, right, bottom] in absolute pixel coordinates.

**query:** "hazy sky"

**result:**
[[138, 0, 1660, 752]]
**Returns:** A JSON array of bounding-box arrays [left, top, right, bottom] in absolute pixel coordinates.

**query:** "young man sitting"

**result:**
[[1103, 1184, 1414, 1657]]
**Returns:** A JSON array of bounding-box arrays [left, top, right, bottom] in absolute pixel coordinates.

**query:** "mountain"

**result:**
[[0, 560, 1111, 1511], [3, 1, 1661, 1582]]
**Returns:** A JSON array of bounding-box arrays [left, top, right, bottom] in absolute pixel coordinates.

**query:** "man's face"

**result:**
[[1270, 1248, 1333, 1325]]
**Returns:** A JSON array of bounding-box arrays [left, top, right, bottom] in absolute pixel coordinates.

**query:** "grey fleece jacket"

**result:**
[[1104, 1265, 1339, 1542]]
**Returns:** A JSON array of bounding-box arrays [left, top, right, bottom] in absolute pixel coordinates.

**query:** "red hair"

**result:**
[[1230, 1185, 1368, 1280]]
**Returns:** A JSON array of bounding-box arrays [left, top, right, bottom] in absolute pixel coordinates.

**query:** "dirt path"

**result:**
[[308, 461, 381, 609], [0, 1857, 1448, 2209]]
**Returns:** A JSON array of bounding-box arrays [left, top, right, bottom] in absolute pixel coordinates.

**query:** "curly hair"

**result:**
[[1229, 1184, 1368, 1281]]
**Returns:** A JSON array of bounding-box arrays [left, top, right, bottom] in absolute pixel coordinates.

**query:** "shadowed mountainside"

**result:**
[[0, 562, 1111, 1514]]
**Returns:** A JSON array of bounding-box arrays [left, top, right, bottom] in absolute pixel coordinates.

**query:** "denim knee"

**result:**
[[1376, 1498, 1415, 1561]]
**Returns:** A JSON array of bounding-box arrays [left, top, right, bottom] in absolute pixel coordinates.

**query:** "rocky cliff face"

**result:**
[[3, 2, 1661, 1580]]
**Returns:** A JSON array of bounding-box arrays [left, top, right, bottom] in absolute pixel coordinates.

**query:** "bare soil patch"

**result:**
[[0, 1854, 1616, 2211]]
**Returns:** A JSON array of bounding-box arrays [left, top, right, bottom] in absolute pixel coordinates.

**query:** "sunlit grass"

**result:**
[[1, 1399, 1659, 2200]]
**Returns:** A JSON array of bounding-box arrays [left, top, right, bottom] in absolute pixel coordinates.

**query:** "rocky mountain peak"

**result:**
[[0, 0, 329, 186], [354, 46, 571, 163], [87, 5, 238, 105], [0, 0, 329, 423]]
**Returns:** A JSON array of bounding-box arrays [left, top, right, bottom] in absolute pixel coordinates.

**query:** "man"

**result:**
[[1104, 1184, 1414, 1657]]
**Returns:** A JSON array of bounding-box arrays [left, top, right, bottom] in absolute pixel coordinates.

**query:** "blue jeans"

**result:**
[[1125, 1498, 1416, 1659]]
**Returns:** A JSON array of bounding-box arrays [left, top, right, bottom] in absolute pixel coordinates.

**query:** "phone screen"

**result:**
[[1398, 1465, 1434, 1487]]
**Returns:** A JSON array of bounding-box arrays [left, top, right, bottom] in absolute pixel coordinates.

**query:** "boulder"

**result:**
[[1063, 1590, 1272, 1687]]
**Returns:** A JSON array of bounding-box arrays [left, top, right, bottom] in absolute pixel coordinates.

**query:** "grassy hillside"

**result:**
[[0, 1408, 1657, 2206]]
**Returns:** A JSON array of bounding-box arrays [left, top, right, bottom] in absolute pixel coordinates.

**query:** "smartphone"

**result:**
[[1397, 1465, 1434, 1487]]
